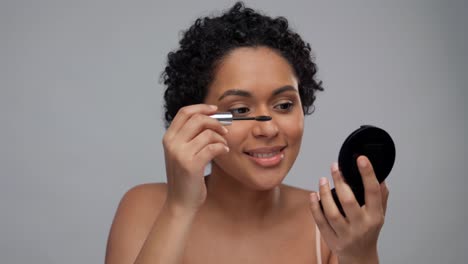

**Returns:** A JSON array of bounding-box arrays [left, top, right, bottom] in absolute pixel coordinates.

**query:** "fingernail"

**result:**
[[358, 157, 367, 168], [210, 105, 218, 110], [319, 177, 328, 186], [310, 192, 318, 202], [331, 162, 339, 172], [224, 146, 230, 152], [382, 181, 389, 188], [223, 127, 228, 134]]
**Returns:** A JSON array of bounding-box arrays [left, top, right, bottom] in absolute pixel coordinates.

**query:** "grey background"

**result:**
[[1, 0, 467, 263]]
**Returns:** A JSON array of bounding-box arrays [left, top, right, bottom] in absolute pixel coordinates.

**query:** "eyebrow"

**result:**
[[218, 85, 297, 101]]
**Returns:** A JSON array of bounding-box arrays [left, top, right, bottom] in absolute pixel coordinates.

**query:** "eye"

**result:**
[[229, 107, 250, 116], [274, 101, 294, 112]]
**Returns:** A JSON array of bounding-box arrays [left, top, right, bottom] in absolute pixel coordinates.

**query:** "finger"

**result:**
[[309, 192, 338, 242], [380, 181, 390, 216], [318, 177, 348, 235], [167, 104, 219, 138], [178, 113, 228, 142], [330, 162, 361, 221], [357, 156, 383, 214], [194, 142, 230, 165], [189, 129, 228, 155]]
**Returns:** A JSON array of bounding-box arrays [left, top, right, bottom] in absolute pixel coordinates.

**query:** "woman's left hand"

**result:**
[[309, 155, 389, 264]]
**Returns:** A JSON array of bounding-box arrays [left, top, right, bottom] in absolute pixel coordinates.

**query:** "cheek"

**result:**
[[224, 125, 248, 149], [279, 114, 304, 142]]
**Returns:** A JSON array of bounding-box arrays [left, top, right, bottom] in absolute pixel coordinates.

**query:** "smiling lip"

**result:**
[[244, 146, 286, 167]]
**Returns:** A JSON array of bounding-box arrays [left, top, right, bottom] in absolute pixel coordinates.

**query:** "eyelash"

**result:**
[[228, 101, 294, 116], [228, 107, 250, 116], [274, 102, 294, 111]]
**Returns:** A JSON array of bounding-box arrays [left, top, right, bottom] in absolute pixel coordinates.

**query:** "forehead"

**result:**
[[207, 47, 298, 99]]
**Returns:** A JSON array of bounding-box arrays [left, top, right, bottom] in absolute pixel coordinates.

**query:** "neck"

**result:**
[[204, 164, 283, 226]]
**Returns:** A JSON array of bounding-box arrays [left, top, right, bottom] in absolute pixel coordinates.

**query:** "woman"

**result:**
[[105, 2, 389, 263]]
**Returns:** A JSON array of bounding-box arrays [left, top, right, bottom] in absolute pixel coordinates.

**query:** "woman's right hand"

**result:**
[[162, 104, 229, 213]]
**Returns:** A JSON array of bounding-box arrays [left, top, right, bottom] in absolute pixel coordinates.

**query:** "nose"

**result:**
[[251, 116, 279, 138]]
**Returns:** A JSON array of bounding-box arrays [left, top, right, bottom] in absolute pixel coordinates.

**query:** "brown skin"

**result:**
[[105, 47, 389, 264], [107, 183, 328, 264]]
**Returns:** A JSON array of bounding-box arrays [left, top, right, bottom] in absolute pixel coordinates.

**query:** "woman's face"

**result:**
[[204, 47, 304, 190]]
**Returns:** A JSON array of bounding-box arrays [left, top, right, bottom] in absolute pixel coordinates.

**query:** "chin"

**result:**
[[242, 169, 288, 191]]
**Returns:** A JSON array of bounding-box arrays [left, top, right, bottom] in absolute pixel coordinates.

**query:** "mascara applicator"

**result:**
[[210, 112, 272, 125]]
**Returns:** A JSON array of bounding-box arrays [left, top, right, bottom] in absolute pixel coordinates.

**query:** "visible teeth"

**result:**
[[249, 151, 279, 158]]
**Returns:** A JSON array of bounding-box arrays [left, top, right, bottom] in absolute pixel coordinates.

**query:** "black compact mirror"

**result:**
[[323, 125, 396, 216]]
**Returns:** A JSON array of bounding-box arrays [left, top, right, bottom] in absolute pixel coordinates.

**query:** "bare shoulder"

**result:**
[[280, 184, 334, 263], [113, 183, 168, 223], [105, 183, 168, 264], [120, 182, 168, 211]]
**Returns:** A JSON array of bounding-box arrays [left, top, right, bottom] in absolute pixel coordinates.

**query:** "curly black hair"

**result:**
[[161, 1, 323, 128]]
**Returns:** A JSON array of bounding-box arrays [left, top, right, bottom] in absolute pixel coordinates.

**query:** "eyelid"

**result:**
[[227, 103, 249, 110], [276, 98, 294, 103], [274, 93, 298, 102], [274, 99, 294, 106]]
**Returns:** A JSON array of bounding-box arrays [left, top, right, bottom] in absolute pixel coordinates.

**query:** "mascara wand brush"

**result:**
[[210, 112, 272, 125], [232, 116, 272, 121]]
